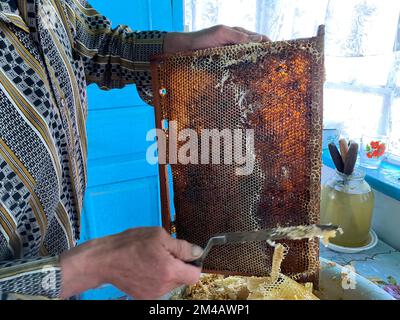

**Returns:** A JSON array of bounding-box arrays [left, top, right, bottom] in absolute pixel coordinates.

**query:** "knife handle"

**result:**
[[343, 141, 359, 176], [188, 259, 203, 268], [329, 143, 344, 173], [339, 138, 349, 162]]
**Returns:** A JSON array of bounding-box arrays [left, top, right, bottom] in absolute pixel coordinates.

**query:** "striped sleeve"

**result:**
[[70, 0, 167, 105], [0, 105, 63, 299], [0, 172, 62, 299], [0, 254, 62, 300]]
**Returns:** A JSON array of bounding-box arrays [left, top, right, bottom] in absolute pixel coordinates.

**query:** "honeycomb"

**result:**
[[151, 26, 325, 285], [174, 244, 319, 300]]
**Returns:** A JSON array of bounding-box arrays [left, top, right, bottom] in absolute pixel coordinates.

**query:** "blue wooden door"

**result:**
[[80, 0, 183, 300]]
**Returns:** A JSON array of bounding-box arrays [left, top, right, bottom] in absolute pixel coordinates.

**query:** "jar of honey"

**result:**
[[320, 169, 375, 247]]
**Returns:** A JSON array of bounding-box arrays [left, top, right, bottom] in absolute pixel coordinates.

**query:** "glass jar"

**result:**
[[320, 169, 375, 248], [359, 135, 388, 169]]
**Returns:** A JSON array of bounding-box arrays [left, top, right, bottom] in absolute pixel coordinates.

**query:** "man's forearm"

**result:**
[[59, 239, 105, 299], [59, 228, 202, 300]]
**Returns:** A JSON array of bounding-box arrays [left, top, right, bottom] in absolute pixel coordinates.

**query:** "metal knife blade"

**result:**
[[219, 224, 339, 245], [189, 224, 339, 268]]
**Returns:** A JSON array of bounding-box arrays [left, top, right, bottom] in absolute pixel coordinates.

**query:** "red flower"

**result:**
[[377, 144, 386, 157], [370, 141, 380, 149], [367, 141, 386, 158]]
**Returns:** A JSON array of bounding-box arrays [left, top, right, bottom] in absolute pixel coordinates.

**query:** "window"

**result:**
[[185, 0, 400, 159]]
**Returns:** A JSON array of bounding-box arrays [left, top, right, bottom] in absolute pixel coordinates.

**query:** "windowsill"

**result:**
[[322, 149, 400, 201], [320, 240, 400, 300]]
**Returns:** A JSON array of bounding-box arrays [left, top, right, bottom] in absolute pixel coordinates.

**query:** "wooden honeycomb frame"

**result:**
[[151, 26, 325, 285]]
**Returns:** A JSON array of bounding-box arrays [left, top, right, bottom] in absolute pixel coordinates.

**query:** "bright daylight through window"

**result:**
[[185, 0, 400, 160]]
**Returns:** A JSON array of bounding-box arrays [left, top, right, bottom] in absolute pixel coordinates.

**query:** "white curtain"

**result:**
[[185, 0, 400, 158]]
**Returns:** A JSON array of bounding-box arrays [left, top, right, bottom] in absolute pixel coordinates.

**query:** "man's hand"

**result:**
[[164, 25, 270, 54], [59, 227, 203, 299]]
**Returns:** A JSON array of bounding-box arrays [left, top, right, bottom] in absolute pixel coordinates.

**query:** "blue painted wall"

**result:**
[[80, 0, 183, 300]]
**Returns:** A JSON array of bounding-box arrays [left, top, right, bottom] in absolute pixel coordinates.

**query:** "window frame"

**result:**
[[323, 14, 400, 159], [184, 0, 400, 159]]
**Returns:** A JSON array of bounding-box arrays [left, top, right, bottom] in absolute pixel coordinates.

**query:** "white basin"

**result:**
[[163, 258, 395, 300]]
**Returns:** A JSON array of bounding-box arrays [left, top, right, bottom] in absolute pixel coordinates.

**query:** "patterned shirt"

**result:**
[[0, 0, 165, 299]]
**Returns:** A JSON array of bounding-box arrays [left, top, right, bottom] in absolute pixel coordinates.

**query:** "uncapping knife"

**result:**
[[189, 224, 339, 268]]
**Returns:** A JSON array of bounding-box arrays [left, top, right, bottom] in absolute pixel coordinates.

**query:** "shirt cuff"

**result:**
[[0, 256, 62, 299]]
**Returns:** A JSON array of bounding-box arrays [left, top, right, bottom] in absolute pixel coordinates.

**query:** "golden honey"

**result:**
[[321, 170, 374, 247], [151, 26, 325, 285]]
